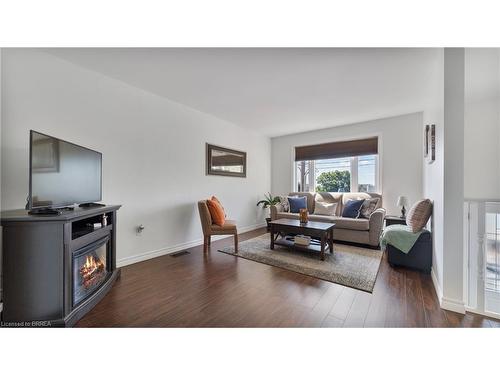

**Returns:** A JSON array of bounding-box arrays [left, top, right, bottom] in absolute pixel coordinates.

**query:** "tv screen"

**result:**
[[30, 131, 102, 209]]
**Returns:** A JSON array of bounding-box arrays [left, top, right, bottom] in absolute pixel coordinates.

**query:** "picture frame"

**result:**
[[429, 124, 436, 163], [206, 143, 247, 178], [424, 124, 430, 158]]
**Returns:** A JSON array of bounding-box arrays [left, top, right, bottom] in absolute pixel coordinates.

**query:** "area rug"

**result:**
[[219, 234, 382, 292]]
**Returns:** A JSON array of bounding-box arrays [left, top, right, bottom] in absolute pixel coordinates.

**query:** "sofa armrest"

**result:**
[[270, 203, 285, 220], [369, 208, 386, 246]]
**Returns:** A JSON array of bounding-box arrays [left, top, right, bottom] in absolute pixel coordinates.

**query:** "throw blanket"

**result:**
[[380, 224, 429, 254]]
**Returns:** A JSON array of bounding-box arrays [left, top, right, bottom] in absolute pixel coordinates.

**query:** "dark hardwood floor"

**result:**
[[77, 228, 500, 327]]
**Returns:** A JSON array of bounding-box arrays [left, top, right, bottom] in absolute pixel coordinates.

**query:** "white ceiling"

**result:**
[[46, 48, 441, 137]]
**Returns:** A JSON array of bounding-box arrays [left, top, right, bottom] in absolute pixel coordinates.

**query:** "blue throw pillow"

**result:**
[[288, 196, 307, 213], [342, 199, 365, 218]]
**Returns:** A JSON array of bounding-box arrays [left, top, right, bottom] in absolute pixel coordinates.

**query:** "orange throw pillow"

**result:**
[[211, 196, 226, 218], [206, 197, 226, 226]]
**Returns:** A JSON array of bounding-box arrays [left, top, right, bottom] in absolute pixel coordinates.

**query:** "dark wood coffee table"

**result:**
[[270, 219, 335, 261]]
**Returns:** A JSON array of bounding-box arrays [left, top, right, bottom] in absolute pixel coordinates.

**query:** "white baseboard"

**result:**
[[465, 307, 500, 320], [441, 297, 466, 314], [117, 238, 203, 268], [431, 267, 443, 301], [430, 267, 466, 314], [431, 267, 466, 314], [116, 223, 266, 268]]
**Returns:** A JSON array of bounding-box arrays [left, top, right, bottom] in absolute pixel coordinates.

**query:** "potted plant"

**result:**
[[256, 192, 281, 230]]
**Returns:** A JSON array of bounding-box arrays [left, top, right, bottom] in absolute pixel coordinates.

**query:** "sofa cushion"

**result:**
[[277, 212, 337, 224], [307, 214, 336, 223], [276, 213, 370, 231], [276, 212, 301, 220], [333, 217, 370, 231], [288, 196, 307, 213], [334, 228, 370, 245], [406, 199, 433, 233], [342, 199, 365, 218], [302, 214, 370, 230], [313, 201, 338, 216]]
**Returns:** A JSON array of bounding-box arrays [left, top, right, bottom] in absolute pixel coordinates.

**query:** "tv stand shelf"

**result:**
[[71, 211, 112, 240]]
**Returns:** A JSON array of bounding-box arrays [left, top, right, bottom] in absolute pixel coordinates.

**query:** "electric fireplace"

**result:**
[[73, 235, 110, 306], [1, 205, 121, 326]]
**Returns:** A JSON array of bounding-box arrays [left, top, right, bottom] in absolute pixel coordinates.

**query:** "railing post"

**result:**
[[476, 202, 485, 312]]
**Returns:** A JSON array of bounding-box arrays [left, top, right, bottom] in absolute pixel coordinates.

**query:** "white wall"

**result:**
[[425, 48, 500, 313], [271, 113, 423, 216], [442, 48, 466, 308], [1, 49, 271, 266], [423, 49, 445, 302], [464, 48, 500, 200]]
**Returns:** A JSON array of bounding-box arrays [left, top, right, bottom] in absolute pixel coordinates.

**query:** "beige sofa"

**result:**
[[270, 192, 386, 248]]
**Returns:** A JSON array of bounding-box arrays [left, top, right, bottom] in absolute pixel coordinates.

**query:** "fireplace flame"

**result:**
[[80, 254, 105, 288]]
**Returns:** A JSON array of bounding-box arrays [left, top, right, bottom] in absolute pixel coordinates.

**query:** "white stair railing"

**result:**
[[465, 200, 500, 318]]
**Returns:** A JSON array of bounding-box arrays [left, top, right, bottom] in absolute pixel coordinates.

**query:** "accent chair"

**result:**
[[197, 200, 238, 253]]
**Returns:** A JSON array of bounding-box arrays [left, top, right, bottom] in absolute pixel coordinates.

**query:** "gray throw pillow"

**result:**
[[279, 196, 290, 212], [406, 199, 432, 233], [359, 198, 380, 219]]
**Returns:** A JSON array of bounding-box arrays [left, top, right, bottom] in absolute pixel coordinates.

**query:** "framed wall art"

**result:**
[[206, 143, 246, 178], [424, 124, 430, 158], [429, 124, 435, 163]]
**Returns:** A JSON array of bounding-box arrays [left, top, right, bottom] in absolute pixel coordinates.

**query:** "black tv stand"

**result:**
[[1, 205, 122, 326], [79, 202, 106, 208]]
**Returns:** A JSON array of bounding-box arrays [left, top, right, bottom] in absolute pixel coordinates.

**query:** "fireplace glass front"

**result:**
[[73, 236, 109, 306]]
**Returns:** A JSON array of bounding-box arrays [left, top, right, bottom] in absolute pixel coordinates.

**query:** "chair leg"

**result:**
[[234, 234, 238, 253], [207, 236, 211, 247], [203, 236, 208, 252]]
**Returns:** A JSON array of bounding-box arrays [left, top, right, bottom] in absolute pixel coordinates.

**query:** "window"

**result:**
[[357, 154, 378, 192], [485, 211, 500, 293], [295, 155, 379, 193], [315, 157, 351, 192], [294, 137, 379, 193]]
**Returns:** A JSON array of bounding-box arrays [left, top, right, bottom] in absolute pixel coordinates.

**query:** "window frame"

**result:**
[[291, 134, 382, 194], [294, 155, 380, 193]]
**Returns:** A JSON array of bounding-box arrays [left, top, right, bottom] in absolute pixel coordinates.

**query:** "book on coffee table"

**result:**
[[294, 235, 311, 246]]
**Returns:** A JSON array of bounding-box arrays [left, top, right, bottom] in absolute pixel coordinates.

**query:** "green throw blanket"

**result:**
[[380, 224, 429, 254]]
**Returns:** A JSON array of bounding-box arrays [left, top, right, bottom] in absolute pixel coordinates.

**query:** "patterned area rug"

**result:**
[[219, 234, 382, 292]]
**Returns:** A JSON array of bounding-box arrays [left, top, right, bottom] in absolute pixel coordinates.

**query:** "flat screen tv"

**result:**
[[29, 130, 102, 209]]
